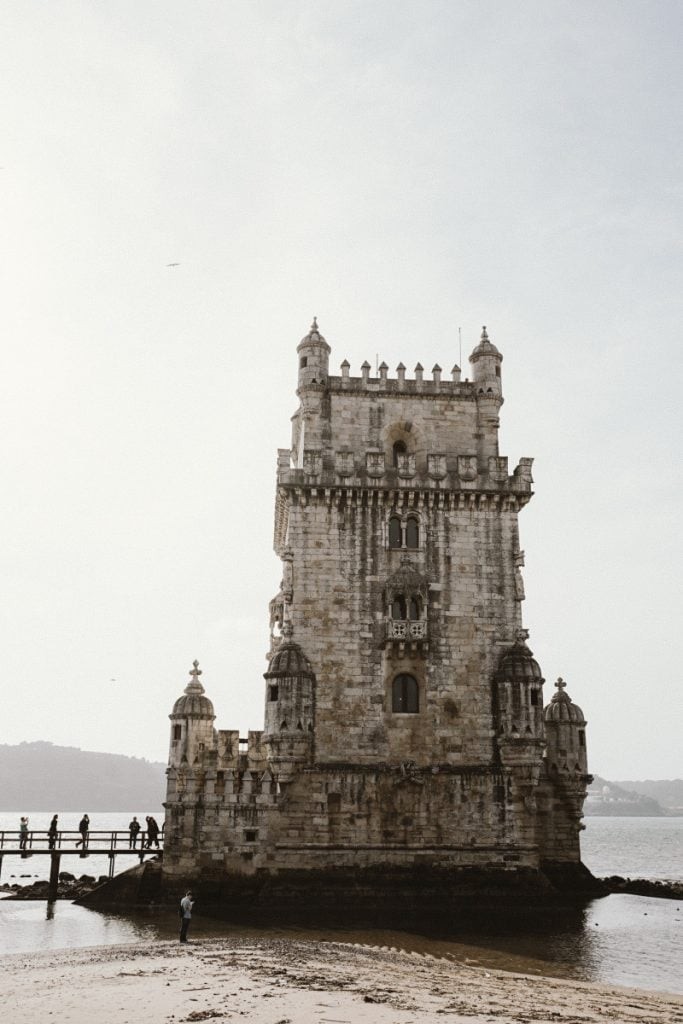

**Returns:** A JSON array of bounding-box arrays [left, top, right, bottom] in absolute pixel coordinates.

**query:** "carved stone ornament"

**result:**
[[457, 455, 477, 481], [427, 454, 447, 480], [366, 452, 385, 478], [336, 450, 355, 477]]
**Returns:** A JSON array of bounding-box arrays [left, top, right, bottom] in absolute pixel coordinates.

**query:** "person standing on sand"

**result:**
[[75, 814, 89, 849], [128, 816, 140, 849], [179, 890, 194, 943], [47, 814, 58, 850], [19, 816, 28, 854]]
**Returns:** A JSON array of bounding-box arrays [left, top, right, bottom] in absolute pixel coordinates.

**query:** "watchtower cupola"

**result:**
[[544, 677, 588, 775], [296, 317, 330, 393], [168, 660, 216, 768], [263, 642, 315, 779], [469, 325, 503, 395]]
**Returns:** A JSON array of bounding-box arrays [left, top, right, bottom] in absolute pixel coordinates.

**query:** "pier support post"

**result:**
[[48, 853, 61, 900], [108, 853, 116, 879]]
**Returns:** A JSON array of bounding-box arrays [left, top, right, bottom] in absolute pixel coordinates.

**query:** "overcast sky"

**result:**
[[1, 1, 680, 779]]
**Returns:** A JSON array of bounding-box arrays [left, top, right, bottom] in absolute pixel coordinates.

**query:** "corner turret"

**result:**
[[263, 642, 315, 779], [470, 326, 503, 461], [168, 660, 216, 768], [296, 317, 330, 394], [469, 325, 503, 396], [544, 677, 588, 775]]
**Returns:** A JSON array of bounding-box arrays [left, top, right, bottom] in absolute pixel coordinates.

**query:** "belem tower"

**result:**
[[162, 321, 593, 912]]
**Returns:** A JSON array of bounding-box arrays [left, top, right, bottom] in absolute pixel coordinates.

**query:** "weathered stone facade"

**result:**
[[162, 321, 592, 908]]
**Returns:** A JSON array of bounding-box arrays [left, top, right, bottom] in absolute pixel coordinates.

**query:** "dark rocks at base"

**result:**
[[540, 859, 605, 896], [76, 858, 163, 909], [81, 861, 598, 930], [601, 876, 683, 900], [0, 873, 109, 901]]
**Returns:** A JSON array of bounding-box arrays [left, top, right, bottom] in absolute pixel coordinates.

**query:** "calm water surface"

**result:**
[[1, 815, 681, 994]]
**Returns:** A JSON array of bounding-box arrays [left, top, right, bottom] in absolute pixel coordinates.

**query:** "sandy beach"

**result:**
[[3, 936, 682, 1024]]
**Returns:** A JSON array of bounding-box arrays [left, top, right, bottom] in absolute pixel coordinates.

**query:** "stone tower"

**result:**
[[161, 320, 593, 911]]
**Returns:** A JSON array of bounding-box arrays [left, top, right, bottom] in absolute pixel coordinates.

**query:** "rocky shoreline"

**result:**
[[3, 870, 681, 903], [1, 871, 106, 901], [600, 875, 683, 900]]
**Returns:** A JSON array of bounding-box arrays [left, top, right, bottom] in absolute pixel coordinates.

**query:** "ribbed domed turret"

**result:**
[[497, 638, 544, 683], [299, 316, 327, 347], [171, 660, 215, 720], [544, 678, 585, 724], [469, 324, 502, 363], [265, 642, 314, 678], [297, 317, 331, 393]]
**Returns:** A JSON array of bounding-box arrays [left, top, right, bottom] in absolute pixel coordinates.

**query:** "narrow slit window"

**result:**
[[173, 724, 182, 741], [388, 516, 402, 548], [405, 517, 419, 548]]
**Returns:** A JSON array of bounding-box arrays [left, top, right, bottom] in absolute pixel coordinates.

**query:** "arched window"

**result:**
[[405, 516, 419, 549], [392, 674, 419, 713], [391, 595, 407, 619], [407, 596, 420, 620], [392, 440, 407, 466], [388, 516, 402, 548]]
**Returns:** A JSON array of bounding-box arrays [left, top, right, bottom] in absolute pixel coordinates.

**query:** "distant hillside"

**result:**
[[615, 779, 683, 812], [0, 742, 166, 811], [586, 775, 673, 816]]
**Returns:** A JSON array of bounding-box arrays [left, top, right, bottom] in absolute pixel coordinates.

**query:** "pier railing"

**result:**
[[0, 829, 164, 895]]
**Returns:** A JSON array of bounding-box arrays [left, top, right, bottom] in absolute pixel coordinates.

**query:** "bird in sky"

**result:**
[[166, 262, 180, 267]]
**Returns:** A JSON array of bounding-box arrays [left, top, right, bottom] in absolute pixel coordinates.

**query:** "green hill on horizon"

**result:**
[[0, 741, 166, 811]]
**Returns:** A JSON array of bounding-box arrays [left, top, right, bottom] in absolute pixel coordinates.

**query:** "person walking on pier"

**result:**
[[179, 890, 194, 943], [145, 815, 160, 849], [128, 816, 141, 849], [47, 815, 58, 850], [75, 814, 90, 850], [19, 816, 28, 855]]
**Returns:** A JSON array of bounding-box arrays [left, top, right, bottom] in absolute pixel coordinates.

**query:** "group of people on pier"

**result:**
[[127, 815, 161, 849], [16, 814, 163, 854]]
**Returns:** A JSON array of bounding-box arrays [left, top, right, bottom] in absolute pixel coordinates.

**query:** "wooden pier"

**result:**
[[0, 829, 164, 898]]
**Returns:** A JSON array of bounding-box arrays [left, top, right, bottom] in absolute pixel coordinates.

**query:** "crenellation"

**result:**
[[162, 319, 592, 905]]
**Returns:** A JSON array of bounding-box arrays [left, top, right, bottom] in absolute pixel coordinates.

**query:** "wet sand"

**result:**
[[3, 936, 682, 1024]]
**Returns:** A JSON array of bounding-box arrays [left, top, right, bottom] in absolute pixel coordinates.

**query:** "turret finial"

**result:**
[[311, 316, 318, 332], [185, 660, 205, 694], [555, 676, 567, 691], [481, 325, 489, 341]]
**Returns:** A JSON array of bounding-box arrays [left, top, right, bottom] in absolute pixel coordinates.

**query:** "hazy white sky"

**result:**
[[1, 1, 680, 778]]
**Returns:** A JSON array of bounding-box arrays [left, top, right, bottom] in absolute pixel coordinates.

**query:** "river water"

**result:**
[[1, 814, 681, 994]]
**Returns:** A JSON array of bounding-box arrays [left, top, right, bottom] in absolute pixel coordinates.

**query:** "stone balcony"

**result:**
[[386, 620, 428, 640], [385, 619, 429, 656]]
